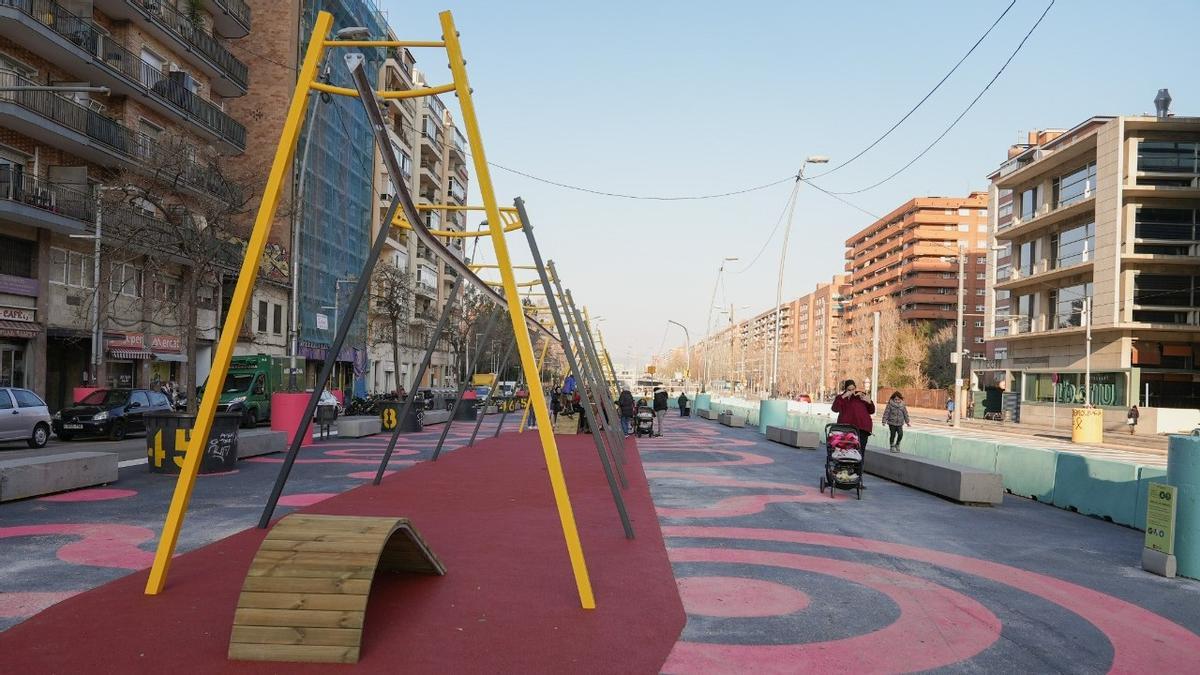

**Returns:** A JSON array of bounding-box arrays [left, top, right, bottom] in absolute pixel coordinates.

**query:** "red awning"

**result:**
[[110, 349, 153, 360], [0, 320, 41, 339]]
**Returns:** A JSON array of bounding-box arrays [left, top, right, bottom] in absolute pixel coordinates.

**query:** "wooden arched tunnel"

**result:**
[[228, 514, 445, 663]]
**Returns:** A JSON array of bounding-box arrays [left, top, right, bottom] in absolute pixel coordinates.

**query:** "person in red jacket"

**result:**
[[831, 379, 875, 452]]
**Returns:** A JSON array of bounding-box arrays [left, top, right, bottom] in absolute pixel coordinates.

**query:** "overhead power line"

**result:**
[[823, 0, 1056, 195], [806, 0, 1017, 180], [482, 159, 794, 201]]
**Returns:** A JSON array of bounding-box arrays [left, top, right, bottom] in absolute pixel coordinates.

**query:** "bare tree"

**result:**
[[368, 262, 415, 394]]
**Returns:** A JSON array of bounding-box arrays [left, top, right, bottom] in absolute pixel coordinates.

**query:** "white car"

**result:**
[[0, 387, 52, 448]]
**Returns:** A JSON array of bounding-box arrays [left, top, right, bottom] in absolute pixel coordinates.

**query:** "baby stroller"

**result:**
[[634, 404, 655, 437], [819, 423, 863, 499]]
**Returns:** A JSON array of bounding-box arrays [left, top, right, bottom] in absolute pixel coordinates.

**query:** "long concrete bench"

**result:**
[[422, 409, 451, 425], [237, 430, 287, 459], [765, 425, 819, 449], [0, 452, 118, 502], [337, 416, 381, 438], [864, 448, 1004, 506], [718, 412, 746, 428], [698, 408, 717, 420]]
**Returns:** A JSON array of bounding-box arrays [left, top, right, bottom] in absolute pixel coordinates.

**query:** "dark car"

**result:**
[[52, 388, 174, 441]]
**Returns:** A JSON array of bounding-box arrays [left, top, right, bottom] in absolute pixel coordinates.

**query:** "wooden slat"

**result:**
[[246, 563, 375, 580], [230, 625, 361, 647], [258, 539, 389, 554], [234, 608, 364, 629], [236, 592, 366, 611], [252, 550, 382, 565], [265, 528, 396, 543], [240, 576, 372, 595], [228, 643, 359, 664]]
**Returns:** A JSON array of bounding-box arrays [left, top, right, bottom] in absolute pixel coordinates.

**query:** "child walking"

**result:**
[[882, 391, 911, 453]]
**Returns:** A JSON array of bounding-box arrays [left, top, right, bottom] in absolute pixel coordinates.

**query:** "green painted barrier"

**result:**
[[758, 399, 788, 435], [1135, 466, 1168, 531], [1052, 453, 1140, 526], [694, 394, 711, 412], [995, 444, 1057, 502], [1167, 434, 1200, 579], [948, 437, 999, 472]]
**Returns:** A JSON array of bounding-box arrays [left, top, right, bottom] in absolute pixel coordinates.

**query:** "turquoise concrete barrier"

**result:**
[[994, 444, 1056, 502], [1052, 453, 1140, 526], [758, 400, 788, 435], [1167, 434, 1200, 579], [694, 394, 711, 412], [948, 437, 1000, 472], [1135, 466, 1168, 531]]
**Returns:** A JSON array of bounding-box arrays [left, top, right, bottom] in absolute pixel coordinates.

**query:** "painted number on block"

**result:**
[[381, 408, 397, 430]]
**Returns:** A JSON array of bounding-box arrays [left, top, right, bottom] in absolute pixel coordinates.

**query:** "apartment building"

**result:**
[[983, 107, 1200, 424], [0, 0, 251, 409], [842, 194, 990, 376], [365, 44, 469, 393]]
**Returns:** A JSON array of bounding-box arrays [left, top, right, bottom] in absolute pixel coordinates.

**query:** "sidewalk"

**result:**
[[908, 406, 1169, 456]]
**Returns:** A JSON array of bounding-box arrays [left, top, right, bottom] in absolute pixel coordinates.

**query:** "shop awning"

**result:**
[[110, 349, 153, 360], [153, 352, 187, 362], [0, 320, 41, 339]]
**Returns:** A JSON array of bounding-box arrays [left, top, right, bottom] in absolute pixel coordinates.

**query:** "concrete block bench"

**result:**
[[698, 409, 717, 420], [0, 452, 118, 502], [422, 409, 451, 425], [864, 448, 1004, 506], [237, 430, 287, 459], [718, 412, 746, 428], [765, 425, 819, 449], [337, 416, 382, 438]]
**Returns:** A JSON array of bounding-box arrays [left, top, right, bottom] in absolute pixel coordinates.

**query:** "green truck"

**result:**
[[210, 354, 290, 428]]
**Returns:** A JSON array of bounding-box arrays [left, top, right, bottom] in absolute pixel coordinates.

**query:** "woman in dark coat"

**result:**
[[677, 391, 689, 417], [617, 389, 635, 435]]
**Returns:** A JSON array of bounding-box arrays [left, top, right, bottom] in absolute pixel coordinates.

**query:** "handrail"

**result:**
[[128, 0, 248, 89]]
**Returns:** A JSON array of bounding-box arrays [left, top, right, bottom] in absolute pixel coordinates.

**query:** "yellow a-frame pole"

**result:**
[[441, 11, 595, 609], [518, 338, 552, 433], [143, 12, 333, 595]]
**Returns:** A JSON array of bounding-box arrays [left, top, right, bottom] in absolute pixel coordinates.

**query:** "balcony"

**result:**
[[450, 128, 466, 159], [207, 0, 251, 38], [447, 178, 466, 204], [994, 260, 1093, 292], [0, 0, 246, 151], [0, 168, 92, 234], [995, 196, 1095, 241], [92, 0, 249, 95], [0, 70, 238, 202]]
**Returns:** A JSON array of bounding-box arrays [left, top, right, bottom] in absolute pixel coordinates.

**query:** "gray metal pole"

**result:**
[[469, 339, 516, 446], [560, 284, 627, 464], [517, 200, 632, 536], [431, 307, 501, 461], [372, 276, 464, 484]]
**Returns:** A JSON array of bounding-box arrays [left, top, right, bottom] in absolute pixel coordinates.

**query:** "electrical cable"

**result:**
[[805, 0, 1017, 180], [729, 181, 798, 274], [823, 0, 1055, 195]]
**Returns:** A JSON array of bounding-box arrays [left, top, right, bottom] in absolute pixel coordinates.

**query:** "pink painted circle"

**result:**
[[678, 575, 810, 617], [277, 493, 338, 507], [38, 488, 137, 502]]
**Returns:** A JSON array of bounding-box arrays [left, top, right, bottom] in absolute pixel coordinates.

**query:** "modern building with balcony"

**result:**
[[0, 0, 249, 409], [983, 104, 1200, 428], [842, 193, 991, 373]]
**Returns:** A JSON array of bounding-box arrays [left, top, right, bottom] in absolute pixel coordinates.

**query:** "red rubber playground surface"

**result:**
[[0, 432, 684, 673]]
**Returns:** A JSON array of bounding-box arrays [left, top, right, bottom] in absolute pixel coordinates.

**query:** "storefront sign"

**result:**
[[315, 313, 329, 331], [0, 274, 39, 297], [107, 333, 145, 349], [151, 335, 182, 352], [0, 307, 35, 322], [1144, 482, 1177, 555]]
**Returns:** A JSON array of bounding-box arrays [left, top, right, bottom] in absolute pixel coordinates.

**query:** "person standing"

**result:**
[[678, 391, 690, 417], [1127, 405, 1139, 435], [831, 379, 875, 452], [618, 388, 635, 435], [945, 396, 955, 424], [652, 387, 669, 436], [881, 391, 911, 453]]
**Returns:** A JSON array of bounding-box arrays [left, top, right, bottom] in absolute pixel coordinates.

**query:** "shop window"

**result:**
[[0, 234, 34, 278]]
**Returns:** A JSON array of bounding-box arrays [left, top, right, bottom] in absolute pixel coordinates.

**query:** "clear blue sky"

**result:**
[[377, 0, 1198, 371]]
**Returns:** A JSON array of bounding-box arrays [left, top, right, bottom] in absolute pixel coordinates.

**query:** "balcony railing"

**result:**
[[209, 0, 251, 34], [451, 128, 466, 154], [1, 0, 246, 148], [127, 0, 248, 90], [0, 167, 93, 222], [0, 69, 237, 201]]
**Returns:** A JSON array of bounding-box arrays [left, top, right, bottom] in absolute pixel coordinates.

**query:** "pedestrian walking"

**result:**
[[881, 391, 911, 453], [1127, 405, 1139, 435], [652, 387, 669, 436], [831, 379, 875, 454], [551, 392, 562, 424], [946, 396, 955, 424], [618, 388, 635, 435], [677, 391, 689, 417]]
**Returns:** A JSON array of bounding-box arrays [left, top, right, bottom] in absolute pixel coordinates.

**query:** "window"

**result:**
[[49, 248, 95, 288], [1019, 186, 1040, 220], [977, 256, 986, 264], [1050, 221, 1095, 268], [977, 224, 988, 232], [0, 234, 34, 278], [272, 304, 283, 335], [257, 300, 268, 333], [1049, 282, 1093, 328], [1135, 207, 1197, 255], [1018, 240, 1036, 276], [153, 276, 179, 301], [1016, 294, 1034, 333], [974, 320, 984, 328], [975, 337, 986, 344], [1138, 141, 1199, 174], [978, 240, 988, 248], [110, 263, 142, 297], [1134, 274, 1196, 308], [958, 208, 971, 216], [131, 391, 150, 408], [1052, 162, 1097, 207], [0, 391, 10, 409], [958, 223, 969, 232], [976, 289, 986, 296], [975, 304, 986, 312], [977, 273, 986, 280], [12, 389, 44, 407], [150, 392, 170, 407]]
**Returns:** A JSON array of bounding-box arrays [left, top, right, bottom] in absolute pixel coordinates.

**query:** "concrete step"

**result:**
[[864, 448, 1004, 506], [0, 452, 118, 502], [336, 416, 382, 439]]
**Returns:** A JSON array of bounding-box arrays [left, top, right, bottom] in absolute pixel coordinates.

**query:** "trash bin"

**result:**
[[146, 412, 240, 474], [454, 390, 478, 421], [1071, 407, 1103, 443], [379, 398, 424, 433], [316, 404, 338, 439]]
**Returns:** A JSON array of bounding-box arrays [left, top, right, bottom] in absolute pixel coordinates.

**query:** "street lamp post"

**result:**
[[770, 156, 828, 398], [953, 242, 966, 428], [69, 185, 124, 386], [701, 257, 738, 392], [666, 320, 690, 380]]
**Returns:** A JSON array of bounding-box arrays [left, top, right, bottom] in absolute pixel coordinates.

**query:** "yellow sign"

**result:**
[[647, 365, 656, 375], [1145, 482, 1177, 554]]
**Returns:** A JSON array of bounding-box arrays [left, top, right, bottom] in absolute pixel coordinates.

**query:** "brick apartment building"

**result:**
[[0, 0, 252, 409], [841, 193, 991, 385]]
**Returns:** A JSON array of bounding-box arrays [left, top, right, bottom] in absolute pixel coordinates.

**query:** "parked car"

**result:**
[[52, 388, 174, 441], [0, 387, 52, 448]]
